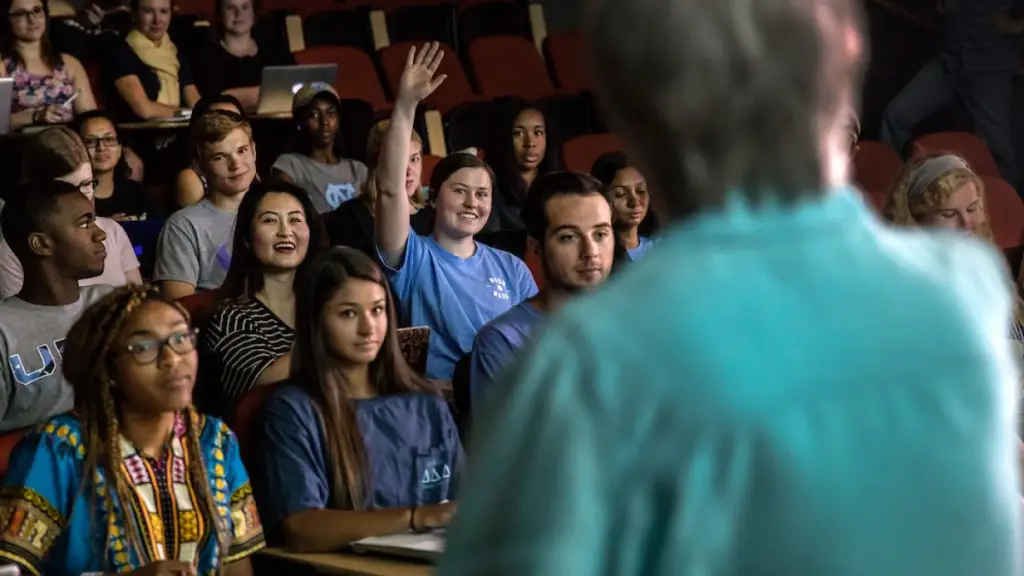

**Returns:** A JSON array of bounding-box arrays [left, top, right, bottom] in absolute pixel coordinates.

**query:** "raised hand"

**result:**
[[397, 42, 447, 107]]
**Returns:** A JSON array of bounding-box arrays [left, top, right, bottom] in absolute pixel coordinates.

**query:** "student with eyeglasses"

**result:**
[[0, 126, 141, 299], [0, 284, 266, 575], [74, 110, 159, 221]]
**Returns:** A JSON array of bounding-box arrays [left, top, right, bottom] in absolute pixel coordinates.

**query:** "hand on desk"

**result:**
[[34, 104, 71, 125], [413, 501, 456, 530]]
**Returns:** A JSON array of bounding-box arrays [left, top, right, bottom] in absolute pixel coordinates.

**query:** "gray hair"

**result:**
[[584, 0, 866, 219]]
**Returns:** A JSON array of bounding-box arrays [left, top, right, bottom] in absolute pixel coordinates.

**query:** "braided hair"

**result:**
[[61, 284, 229, 572]]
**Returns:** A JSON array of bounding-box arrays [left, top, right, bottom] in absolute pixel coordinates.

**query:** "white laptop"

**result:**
[[351, 529, 445, 561], [256, 64, 338, 115]]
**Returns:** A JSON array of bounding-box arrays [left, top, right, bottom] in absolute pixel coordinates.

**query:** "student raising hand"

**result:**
[[397, 42, 448, 107]]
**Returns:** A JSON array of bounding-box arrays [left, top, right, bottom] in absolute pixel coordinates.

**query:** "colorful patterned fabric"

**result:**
[[2, 58, 76, 114], [0, 412, 264, 576]]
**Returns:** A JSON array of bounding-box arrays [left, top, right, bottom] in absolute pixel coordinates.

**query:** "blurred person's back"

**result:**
[[439, 0, 1022, 574]]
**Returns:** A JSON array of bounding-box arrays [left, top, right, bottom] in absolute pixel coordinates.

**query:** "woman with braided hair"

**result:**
[[0, 284, 265, 575]]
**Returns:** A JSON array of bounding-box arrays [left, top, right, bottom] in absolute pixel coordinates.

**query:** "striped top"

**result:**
[[202, 297, 294, 407]]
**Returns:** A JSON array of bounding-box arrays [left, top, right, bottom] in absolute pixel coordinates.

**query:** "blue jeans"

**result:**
[[880, 56, 1017, 184]]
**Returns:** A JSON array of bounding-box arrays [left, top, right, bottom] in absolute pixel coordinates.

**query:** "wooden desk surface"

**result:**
[[117, 111, 292, 130], [260, 547, 432, 576]]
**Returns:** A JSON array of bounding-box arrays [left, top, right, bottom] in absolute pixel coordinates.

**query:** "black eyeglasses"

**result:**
[[121, 329, 199, 365], [9, 6, 44, 20], [83, 135, 119, 150], [78, 179, 99, 193]]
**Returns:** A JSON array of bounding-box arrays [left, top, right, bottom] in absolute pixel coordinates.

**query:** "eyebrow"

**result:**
[[127, 321, 187, 338], [337, 299, 387, 307], [451, 181, 490, 191]]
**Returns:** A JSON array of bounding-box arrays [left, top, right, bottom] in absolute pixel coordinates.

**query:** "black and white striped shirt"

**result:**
[[202, 297, 294, 405]]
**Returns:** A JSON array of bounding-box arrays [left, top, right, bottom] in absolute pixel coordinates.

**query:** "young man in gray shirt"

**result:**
[[154, 111, 257, 300], [0, 180, 113, 432]]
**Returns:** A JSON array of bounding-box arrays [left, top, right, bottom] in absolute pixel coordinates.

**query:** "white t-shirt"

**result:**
[[0, 217, 140, 299]]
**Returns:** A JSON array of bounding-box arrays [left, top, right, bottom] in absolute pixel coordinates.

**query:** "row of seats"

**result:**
[[852, 130, 1024, 249]]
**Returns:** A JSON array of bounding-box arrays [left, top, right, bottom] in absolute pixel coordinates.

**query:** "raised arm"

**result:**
[[375, 42, 447, 268]]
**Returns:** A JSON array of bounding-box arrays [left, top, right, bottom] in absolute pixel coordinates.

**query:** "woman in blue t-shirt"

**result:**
[[375, 42, 538, 381], [259, 247, 461, 550], [591, 151, 660, 261]]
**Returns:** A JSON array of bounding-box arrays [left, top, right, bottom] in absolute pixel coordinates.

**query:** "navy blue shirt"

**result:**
[[258, 384, 462, 539]]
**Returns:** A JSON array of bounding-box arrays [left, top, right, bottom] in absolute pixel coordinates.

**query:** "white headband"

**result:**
[[907, 155, 972, 201]]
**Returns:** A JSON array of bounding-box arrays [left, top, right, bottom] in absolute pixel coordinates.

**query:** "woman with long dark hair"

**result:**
[[259, 247, 461, 551], [74, 109, 157, 220], [0, 285, 265, 574], [201, 179, 327, 413], [1, 0, 97, 129], [591, 151, 659, 261], [485, 99, 557, 231]]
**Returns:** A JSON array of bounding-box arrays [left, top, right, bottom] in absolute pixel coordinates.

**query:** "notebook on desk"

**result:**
[[351, 529, 445, 562]]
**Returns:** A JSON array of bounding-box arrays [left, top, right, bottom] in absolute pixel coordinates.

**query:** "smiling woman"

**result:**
[[199, 179, 327, 414], [0, 285, 265, 575]]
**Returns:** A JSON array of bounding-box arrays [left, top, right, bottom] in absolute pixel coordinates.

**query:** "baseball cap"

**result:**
[[292, 82, 340, 112]]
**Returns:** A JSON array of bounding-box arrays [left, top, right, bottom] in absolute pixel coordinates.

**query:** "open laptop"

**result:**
[[256, 64, 338, 115], [0, 78, 15, 135], [351, 529, 445, 562]]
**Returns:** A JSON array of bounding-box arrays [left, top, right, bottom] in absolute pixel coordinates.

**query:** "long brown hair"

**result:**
[[291, 247, 438, 509], [61, 285, 228, 572], [0, 0, 63, 70]]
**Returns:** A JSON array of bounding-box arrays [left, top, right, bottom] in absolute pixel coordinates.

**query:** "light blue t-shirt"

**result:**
[[626, 235, 654, 260], [439, 187, 1021, 576], [380, 233, 538, 380], [469, 301, 545, 410]]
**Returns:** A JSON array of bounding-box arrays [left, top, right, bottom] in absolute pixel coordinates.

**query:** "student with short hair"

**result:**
[[469, 171, 614, 409], [174, 94, 246, 209], [259, 247, 460, 551], [0, 284, 265, 574], [200, 179, 326, 413], [271, 83, 369, 213], [0, 126, 141, 298], [154, 110, 257, 300], [0, 180, 112, 432], [376, 43, 537, 381], [441, 0, 1022, 573]]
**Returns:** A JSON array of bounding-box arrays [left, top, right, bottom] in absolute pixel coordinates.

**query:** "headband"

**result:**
[[906, 155, 972, 201]]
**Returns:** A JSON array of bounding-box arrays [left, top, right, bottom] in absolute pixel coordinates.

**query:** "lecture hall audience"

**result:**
[[73, 109, 159, 220], [485, 99, 556, 232], [174, 93, 247, 209], [0, 126, 141, 298]]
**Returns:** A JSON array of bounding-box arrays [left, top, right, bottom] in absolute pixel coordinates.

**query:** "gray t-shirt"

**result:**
[[272, 153, 369, 214], [0, 284, 112, 432], [153, 199, 236, 290]]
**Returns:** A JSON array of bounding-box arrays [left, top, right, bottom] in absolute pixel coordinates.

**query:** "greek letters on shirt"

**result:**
[[8, 338, 66, 386]]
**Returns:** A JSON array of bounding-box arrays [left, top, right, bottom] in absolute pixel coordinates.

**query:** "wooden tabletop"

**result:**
[[260, 547, 432, 576]]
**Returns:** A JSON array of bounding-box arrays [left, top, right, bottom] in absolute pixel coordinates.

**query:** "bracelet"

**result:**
[[409, 506, 417, 532]]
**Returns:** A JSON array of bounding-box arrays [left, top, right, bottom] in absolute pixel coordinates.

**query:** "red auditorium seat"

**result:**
[[0, 429, 27, 479], [852, 141, 903, 196], [174, 0, 213, 19], [911, 131, 1001, 179], [86, 63, 104, 109], [982, 176, 1024, 249], [469, 36, 556, 100], [380, 42, 482, 113], [561, 133, 623, 174], [230, 382, 282, 465], [177, 289, 224, 333], [294, 46, 390, 111], [544, 32, 589, 92], [262, 0, 341, 18], [421, 153, 441, 186]]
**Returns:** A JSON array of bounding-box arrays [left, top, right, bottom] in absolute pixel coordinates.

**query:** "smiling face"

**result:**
[[197, 127, 257, 197], [250, 191, 310, 272], [433, 167, 493, 239], [323, 278, 388, 366], [8, 0, 46, 42], [109, 301, 197, 415], [135, 0, 171, 43]]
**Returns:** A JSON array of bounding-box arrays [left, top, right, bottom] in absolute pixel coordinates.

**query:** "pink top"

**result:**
[[3, 57, 76, 114], [0, 217, 140, 299]]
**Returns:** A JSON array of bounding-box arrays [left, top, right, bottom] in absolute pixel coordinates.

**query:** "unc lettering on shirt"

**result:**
[[9, 338, 65, 386], [487, 277, 509, 301]]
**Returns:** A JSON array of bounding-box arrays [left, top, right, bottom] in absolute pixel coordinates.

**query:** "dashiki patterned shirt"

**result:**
[[0, 412, 265, 575]]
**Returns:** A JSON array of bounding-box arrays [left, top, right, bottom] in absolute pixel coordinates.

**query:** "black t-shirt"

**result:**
[[93, 178, 160, 220], [107, 40, 196, 121], [324, 198, 433, 258], [194, 36, 295, 97]]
